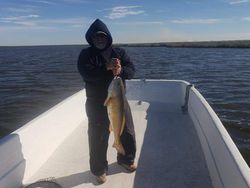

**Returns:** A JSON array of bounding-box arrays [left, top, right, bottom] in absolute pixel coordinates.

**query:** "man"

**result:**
[[77, 19, 136, 184]]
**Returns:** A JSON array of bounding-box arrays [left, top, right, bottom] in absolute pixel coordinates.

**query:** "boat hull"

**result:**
[[0, 80, 249, 188]]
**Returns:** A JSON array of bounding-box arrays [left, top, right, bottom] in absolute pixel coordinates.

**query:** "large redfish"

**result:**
[[104, 76, 127, 155]]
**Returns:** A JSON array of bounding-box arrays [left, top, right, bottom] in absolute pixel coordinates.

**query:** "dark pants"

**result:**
[[86, 99, 136, 176]]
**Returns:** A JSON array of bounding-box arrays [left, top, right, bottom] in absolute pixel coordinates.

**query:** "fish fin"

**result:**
[[109, 124, 113, 132], [120, 98, 129, 136], [120, 113, 126, 136], [104, 96, 111, 106]]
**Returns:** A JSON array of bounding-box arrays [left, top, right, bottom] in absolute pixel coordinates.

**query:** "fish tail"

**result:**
[[113, 143, 126, 155], [109, 124, 113, 132], [104, 97, 111, 106]]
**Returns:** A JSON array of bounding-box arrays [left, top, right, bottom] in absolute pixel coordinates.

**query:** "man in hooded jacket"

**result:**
[[77, 19, 136, 183]]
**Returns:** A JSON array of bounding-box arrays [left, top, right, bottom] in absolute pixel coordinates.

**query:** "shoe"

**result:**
[[96, 173, 107, 184], [118, 162, 137, 172]]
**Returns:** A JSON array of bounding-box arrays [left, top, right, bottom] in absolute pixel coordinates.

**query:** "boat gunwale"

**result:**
[[189, 86, 250, 187]]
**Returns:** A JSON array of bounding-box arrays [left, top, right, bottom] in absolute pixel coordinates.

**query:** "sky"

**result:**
[[1, 0, 250, 46]]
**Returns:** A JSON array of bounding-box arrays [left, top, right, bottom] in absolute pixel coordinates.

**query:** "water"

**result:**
[[0, 45, 250, 165]]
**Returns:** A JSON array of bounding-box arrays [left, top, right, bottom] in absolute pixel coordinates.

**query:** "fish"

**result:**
[[104, 76, 127, 155]]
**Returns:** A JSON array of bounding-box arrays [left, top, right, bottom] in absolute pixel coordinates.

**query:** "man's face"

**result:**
[[92, 33, 108, 50]]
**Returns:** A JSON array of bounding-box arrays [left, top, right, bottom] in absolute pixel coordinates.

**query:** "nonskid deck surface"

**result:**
[[25, 101, 212, 188]]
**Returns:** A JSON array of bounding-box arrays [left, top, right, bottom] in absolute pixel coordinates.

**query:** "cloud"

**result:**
[[25, 0, 56, 5], [171, 18, 222, 24], [229, 0, 249, 5], [10, 21, 37, 26], [105, 6, 144, 19], [4, 6, 37, 13], [111, 21, 163, 25], [242, 17, 250, 21], [0, 15, 40, 26], [25, 0, 90, 4], [0, 25, 56, 32], [38, 17, 85, 25], [0, 15, 86, 28], [2, 15, 40, 21], [62, 0, 90, 3]]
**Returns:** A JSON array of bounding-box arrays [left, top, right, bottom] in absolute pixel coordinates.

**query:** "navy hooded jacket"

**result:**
[[77, 19, 135, 103]]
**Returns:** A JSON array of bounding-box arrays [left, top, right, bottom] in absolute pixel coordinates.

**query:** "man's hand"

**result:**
[[106, 58, 122, 76]]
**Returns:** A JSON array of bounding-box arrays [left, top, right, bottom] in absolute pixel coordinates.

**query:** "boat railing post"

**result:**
[[182, 84, 193, 113], [141, 78, 146, 83]]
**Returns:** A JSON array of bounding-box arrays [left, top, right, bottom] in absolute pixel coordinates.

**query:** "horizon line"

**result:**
[[1, 39, 250, 47]]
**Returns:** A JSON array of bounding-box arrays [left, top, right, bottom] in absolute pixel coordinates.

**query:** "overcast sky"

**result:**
[[1, 0, 250, 46]]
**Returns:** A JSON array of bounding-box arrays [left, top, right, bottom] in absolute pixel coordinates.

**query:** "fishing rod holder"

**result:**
[[182, 84, 193, 113]]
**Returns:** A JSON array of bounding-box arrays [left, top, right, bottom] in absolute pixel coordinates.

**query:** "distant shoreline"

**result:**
[[1, 40, 250, 48], [116, 40, 250, 48]]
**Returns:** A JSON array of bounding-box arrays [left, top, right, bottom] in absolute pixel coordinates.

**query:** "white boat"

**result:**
[[0, 80, 250, 188]]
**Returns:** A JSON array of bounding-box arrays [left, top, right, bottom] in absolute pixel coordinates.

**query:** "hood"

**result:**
[[85, 19, 113, 50]]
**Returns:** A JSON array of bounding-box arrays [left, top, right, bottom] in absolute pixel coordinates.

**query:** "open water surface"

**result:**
[[0, 45, 250, 165]]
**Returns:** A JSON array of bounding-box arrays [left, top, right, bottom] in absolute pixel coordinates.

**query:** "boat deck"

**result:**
[[25, 100, 212, 188]]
